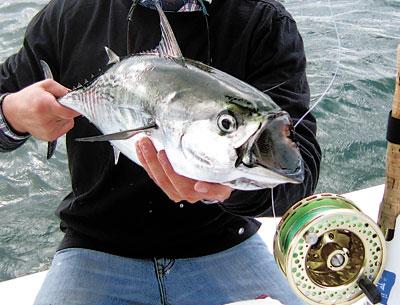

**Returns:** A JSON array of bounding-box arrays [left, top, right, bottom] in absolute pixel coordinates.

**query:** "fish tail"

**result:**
[[40, 60, 58, 160]]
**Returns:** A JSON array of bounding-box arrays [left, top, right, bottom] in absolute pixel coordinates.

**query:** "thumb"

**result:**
[[50, 99, 80, 120], [39, 79, 70, 98]]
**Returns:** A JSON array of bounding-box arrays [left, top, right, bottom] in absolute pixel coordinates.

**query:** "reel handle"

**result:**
[[379, 44, 400, 240], [357, 276, 381, 304]]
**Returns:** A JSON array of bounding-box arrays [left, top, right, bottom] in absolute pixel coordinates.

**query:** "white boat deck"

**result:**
[[0, 184, 385, 305]]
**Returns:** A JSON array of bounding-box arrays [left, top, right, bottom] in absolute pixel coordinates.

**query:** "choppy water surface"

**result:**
[[0, 0, 399, 281]]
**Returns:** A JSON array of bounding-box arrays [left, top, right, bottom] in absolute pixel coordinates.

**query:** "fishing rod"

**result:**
[[379, 45, 400, 242], [375, 44, 400, 304]]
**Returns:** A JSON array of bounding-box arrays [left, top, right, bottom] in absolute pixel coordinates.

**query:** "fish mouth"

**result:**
[[235, 111, 304, 183]]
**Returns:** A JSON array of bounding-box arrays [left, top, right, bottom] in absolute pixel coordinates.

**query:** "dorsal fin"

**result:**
[[105, 46, 120, 65], [153, 1, 184, 62]]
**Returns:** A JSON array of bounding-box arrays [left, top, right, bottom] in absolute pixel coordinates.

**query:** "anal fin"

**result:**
[[113, 146, 121, 165]]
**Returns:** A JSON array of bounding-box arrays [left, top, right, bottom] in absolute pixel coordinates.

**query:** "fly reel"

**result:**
[[274, 194, 386, 304]]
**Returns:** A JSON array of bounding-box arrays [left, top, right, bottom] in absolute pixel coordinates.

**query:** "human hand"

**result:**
[[136, 137, 233, 203], [2, 79, 80, 141]]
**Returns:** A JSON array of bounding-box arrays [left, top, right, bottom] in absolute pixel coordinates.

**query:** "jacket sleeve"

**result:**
[[0, 1, 62, 151], [218, 11, 321, 217]]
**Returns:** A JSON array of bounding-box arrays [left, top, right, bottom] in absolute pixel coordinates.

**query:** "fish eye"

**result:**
[[217, 111, 237, 133]]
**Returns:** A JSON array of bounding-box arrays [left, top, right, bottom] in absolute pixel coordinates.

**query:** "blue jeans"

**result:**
[[33, 234, 305, 305]]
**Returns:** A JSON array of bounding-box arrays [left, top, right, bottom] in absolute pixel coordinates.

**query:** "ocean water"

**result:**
[[0, 0, 399, 281]]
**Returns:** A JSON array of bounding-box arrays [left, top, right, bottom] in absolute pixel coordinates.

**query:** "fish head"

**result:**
[[171, 92, 304, 190], [234, 110, 304, 189]]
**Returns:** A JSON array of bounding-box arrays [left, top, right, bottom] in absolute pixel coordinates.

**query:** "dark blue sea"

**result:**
[[0, 0, 399, 281]]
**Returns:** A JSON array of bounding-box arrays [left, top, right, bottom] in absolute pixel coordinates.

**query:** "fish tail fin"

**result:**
[[40, 60, 58, 160], [40, 60, 54, 80]]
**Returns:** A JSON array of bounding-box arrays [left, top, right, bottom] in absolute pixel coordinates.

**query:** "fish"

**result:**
[[42, 1, 304, 190]]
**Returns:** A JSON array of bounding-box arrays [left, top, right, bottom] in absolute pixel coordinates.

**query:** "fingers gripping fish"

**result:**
[[43, 1, 304, 190]]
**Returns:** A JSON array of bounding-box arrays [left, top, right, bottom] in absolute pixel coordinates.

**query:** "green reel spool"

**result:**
[[273, 194, 386, 305]]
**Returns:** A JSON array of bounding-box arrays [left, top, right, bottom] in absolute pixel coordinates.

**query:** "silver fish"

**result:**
[[43, 2, 304, 190]]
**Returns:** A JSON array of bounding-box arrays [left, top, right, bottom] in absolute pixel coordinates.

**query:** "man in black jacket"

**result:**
[[0, 0, 320, 304]]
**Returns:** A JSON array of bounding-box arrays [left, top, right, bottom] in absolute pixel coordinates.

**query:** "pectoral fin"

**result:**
[[75, 123, 157, 142]]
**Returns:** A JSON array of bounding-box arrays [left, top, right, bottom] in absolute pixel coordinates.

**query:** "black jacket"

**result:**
[[0, 0, 321, 258]]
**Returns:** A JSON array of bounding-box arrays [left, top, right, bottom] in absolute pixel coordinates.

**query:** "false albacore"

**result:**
[[42, 2, 304, 190]]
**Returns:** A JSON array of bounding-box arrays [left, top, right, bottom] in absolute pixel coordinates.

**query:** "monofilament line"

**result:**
[[270, 187, 279, 229], [294, 0, 342, 129]]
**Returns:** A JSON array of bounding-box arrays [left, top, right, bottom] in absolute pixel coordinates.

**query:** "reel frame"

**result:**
[[274, 193, 386, 305]]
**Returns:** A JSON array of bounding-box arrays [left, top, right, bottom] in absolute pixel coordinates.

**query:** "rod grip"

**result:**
[[391, 45, 400, 118], [379, 45, 400, 240]]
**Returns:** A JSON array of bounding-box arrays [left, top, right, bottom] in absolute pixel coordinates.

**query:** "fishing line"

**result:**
[[270, 187, 280, 229], [263, 80, 288, 93], [197, 0, 212, 65], [294, 0, 342, 128], [127, 0, 140, 55]]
